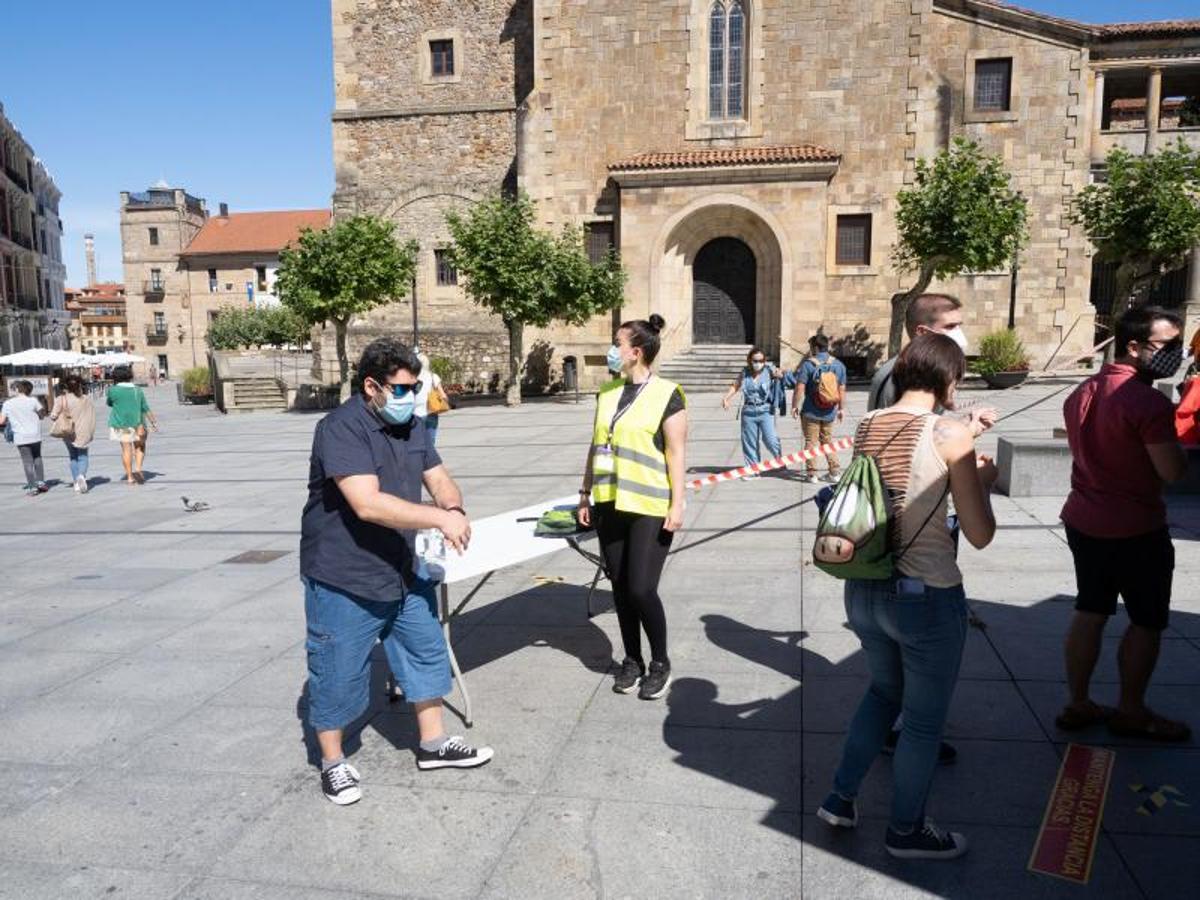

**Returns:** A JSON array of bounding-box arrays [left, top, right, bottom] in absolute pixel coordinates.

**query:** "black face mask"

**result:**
[[1139, 344, 1184, 381]]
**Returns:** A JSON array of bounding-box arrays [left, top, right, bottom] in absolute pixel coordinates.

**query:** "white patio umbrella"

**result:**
[[0, 348, 91, 367], [85, 352, 146, 367]]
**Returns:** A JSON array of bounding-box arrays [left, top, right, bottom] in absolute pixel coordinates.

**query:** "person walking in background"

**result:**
[[816, 333, 997, 860], [792, 334, 846, 483], [49, 374, 97, 494], [721, 347, 783, 476], [107, 366, 158, 485], [413, 349, 449, 446], [579, 315, 687, 700], [1, 380, 48, 496], [1057, 305, 1191, 742]]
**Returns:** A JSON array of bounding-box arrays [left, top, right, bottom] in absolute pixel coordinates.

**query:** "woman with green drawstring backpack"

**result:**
[[813, 333, 997, 862]]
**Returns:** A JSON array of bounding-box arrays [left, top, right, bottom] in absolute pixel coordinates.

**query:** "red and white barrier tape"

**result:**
[[685, 437, 855, 491]]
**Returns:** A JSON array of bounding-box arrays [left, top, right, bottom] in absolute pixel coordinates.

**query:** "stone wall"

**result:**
[[329, 0, 1099, 381]]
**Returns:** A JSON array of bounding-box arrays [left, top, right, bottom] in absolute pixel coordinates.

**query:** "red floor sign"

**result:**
[[1028, 743, 1115, 884]]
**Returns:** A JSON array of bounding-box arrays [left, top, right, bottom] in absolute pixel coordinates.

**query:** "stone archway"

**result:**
[[650, 194, 789, 358]]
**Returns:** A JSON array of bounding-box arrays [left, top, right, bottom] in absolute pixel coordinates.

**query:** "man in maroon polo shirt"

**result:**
[[1058, 305, 1191, 742]]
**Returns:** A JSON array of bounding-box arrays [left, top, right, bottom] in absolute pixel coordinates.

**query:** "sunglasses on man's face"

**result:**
[[376, 379, 422, 398]]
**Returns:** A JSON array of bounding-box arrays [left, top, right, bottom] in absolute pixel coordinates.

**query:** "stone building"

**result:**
[[330, 1, 1200, 390], [120, 188, 329, 379], [65, 282, 128, 356], [0, 102, 69, 356]]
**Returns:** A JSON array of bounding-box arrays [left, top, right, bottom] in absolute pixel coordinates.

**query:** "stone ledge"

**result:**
[[332, 101, 516, 121], [996, 436, 1073, 497]]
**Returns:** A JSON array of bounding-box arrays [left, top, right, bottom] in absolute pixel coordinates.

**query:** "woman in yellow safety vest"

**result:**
[[578, 314, 687, 700]]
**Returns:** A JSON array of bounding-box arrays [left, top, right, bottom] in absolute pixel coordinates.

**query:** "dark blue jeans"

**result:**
[[830, 577, 968, 832]]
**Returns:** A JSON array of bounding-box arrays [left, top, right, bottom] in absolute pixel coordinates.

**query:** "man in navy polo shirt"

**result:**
[[301, 338, 493, 805]]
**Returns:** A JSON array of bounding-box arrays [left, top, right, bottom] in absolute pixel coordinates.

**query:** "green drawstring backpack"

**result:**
[[813, 415, 943, 580]]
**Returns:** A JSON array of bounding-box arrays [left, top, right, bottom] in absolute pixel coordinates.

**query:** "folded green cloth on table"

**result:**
[[535, 508, 585, 536]]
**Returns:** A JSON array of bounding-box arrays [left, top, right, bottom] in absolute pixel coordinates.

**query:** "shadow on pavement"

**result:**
[[661, 598, 1199, 898]]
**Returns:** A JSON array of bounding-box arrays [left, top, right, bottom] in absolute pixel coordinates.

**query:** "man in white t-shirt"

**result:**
[[0, 381, 48, 495]]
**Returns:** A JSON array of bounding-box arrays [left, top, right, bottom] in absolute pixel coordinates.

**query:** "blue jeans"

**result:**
[[740, 409, 781, 466], [425, 414, 439, 446], [304, 576, 451, 731], [66, 443, 89, 481], [831, 577, 968, 832]]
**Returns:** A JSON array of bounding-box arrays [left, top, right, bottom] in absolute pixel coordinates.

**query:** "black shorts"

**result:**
[[1064, 525, 1174, 631]]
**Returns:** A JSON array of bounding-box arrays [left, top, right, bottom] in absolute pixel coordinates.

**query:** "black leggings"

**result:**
[[594, 502, 673, 666]]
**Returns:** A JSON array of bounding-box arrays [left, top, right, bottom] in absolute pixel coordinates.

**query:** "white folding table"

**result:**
[[410, 495, 605, 727]]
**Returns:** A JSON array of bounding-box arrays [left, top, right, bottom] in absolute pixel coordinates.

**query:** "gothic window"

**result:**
[[708, 1, 747, 120]]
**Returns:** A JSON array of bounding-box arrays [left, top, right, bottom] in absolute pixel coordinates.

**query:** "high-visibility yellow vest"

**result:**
[[590, 377, 683, 517]]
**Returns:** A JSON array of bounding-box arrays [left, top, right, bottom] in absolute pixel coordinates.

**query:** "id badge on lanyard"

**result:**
[[605, 378, 652, 450]]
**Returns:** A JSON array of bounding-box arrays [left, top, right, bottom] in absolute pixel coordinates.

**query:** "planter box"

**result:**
[[981, 370, 1029, 390]]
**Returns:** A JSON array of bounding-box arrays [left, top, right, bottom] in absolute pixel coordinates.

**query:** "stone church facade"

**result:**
[[329, 0, 1200, 389]]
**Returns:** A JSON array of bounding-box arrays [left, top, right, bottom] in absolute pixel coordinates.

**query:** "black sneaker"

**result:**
[[638, 661, 672, 700], [612, 657, 644, 694], [882, 729, 958, 765], [320, 761, 362, 805], [885, 818, 968, 860], [416, 735, 494, 771], [817, 792, 858, 828]]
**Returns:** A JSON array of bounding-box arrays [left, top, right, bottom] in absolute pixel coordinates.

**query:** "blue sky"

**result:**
[[2, 0, 1195, 285]]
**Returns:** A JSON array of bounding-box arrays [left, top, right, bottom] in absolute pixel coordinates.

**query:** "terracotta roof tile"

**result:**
[[1098, 20, 1200, 39], [181, 209, 330, 257], [956, 2, 1200, 40], [609, 145, 840, 172]]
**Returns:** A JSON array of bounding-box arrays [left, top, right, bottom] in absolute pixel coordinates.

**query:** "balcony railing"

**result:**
[[145, 324, 169, 344], [142, 280, 165, 299]]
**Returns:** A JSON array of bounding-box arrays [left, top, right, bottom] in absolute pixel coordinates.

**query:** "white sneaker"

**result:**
[[73, 479, 81, 493], [75, 475, 88, 494]]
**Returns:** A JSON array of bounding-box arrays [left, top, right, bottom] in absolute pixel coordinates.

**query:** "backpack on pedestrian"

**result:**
[[812, 415, 945, 580], [810, 358, 840, 411]]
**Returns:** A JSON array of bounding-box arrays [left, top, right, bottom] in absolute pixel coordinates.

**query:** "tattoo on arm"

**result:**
[[932, 418, 958, 447]]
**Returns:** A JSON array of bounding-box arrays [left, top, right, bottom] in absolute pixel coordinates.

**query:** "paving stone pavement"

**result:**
[[0, 380, 1196, 899]]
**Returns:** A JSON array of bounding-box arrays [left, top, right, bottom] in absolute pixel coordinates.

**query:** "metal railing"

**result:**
[[142, 280, 165, 297], [145, 324, 169, 343]]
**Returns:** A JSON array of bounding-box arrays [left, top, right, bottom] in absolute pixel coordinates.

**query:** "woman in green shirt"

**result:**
[[107, 366, 158, 484]]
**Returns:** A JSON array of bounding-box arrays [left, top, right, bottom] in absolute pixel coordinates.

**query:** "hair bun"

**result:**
[[647, 314, 665, 333]]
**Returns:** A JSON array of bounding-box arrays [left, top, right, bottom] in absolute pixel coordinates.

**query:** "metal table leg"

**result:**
[[441, 581, 473, 727]]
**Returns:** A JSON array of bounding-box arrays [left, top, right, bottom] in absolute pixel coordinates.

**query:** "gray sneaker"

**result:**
[[612, 657, 644, 694], [638, 661, 672, 700]]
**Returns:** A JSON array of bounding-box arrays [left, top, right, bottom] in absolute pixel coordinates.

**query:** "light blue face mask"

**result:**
[[376, 392, 415, 426], [606, 344, 623, 374]]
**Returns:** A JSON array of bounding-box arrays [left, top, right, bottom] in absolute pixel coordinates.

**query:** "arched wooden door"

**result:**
[[692, 237, 755, 344]]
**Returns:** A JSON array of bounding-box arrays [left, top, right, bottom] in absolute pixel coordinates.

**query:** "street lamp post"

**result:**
[[1007, 254, 1019, 330], [411, 270, 419, 348]]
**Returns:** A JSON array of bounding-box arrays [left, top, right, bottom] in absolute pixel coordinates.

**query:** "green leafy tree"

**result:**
[[276, 215, 418, 399], [1073, 140, 1200, 313], [446, 193, 626, 405], [204, 304, 308, 351], [890, 138, 1028, 356]]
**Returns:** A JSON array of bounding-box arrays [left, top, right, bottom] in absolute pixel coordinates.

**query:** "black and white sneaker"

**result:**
[[612, 657, 644, 694], [816, 792, 858, 828], [638, 661, 672, 700], [321, 761, 362, 805], [416, 735, 494, 771], [885, 818, 968, 860]]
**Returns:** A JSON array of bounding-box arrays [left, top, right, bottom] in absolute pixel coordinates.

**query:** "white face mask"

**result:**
[[751, 361, 765, 372], [940, 326, 968, 353]]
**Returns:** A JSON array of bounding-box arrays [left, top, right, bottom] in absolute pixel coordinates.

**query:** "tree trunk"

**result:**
[[886, 261, 939, 357], [505, 319, 523, 407], [335, 318, 351, 402]]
